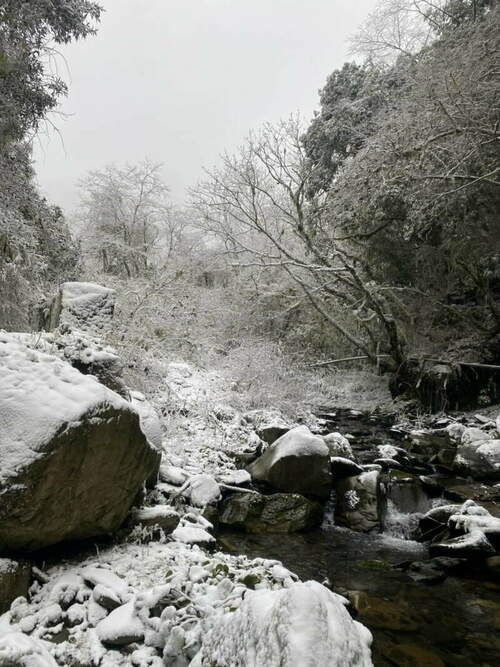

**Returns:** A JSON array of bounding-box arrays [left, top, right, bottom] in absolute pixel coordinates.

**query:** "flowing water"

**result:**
[[220, 410, 500, 667]]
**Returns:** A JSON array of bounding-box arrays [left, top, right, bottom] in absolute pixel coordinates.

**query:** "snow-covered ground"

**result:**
[[0, 357, 374, 666]]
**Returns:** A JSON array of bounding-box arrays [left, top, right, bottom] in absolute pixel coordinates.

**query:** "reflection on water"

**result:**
[[220, 524, 500, 666]]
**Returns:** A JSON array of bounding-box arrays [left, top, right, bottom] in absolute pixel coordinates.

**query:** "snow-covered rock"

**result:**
[[96, 600, 145, 646], [130, 391, 163, 452], [219, 469, 252, 486], [323, 432, 354, 459], [171, 526, 215, 545], [184, 474, 221, 507], [42, 281, 116, 332], [198, 580, 373, 666], [454, 436, 500, 480], [159, 464, 187, 486], [0, 632, 57, 666], [0, 334, 160, 552], [247, 426, 332, 499]]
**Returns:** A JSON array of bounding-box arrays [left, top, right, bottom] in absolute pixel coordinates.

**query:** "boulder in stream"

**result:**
[[219, 492, 323, 533], [247, 425, 332, 498], [453, 436, 500, 480], [335, 470, 383, 532]]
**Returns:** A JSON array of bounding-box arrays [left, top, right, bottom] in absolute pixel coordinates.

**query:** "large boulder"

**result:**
[[219, 492, 323, 533], [198, 580, 373, 666], [0, 559, 31, 614], [41, 281, 116, 332], [453, 436, 500, 480], [247, 426, 332, 499], [0, 334, 160, 552], [335, 470, 382, 532], [244, 409, 294, 445]]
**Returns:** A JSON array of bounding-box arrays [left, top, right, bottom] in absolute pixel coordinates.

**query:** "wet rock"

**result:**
[[247, 426, 332, 499], [383, 643, 445, 667], [331, 457, 364, 479], [407, 426, 459, 466], [130, 505, 180, 534], [219, 492, 323, 533], [335, 470, 382, 532], [323, 432, 354, 459], [405, 557, 467, 584], [347, 591, 419, 631], [0, 335, 160, 553], [454, 437, 500, 480], [0, 559, 31, 614], [485, 555, 500, 578], [429, 530, 495, 559]]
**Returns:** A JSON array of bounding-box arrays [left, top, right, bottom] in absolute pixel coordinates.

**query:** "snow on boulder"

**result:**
[[42, 281, 116, 332], [247, 426, 332, 498], [171, 526, 215, 545], [198, 580, 373, 666], [453, 436, 500, 480], [96, 600, 145, 646], [184, 474, 221, 507], [0, 334, 161, 553]]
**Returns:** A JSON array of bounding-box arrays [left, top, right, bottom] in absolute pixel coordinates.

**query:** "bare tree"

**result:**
[[77, 160, 173, 277], [191, 116, 408, 366]]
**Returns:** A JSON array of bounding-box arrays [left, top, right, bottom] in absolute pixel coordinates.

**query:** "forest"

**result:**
[[0, 2, 500, 666]]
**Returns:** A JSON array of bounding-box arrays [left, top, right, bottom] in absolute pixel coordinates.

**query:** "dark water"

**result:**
[[220, 410, 500, 667]]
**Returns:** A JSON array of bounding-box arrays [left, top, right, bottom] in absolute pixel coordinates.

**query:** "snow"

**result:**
[[132, 506, 179, 522], [81, 567, 128, 595], [96, 601, 145, 646], [130, 391, 163, 451], [199, 580, 373, 666], [0, 332, 134, 484], [57, 281, 116, 331], [184, 474, 221, 507], [269, 426, 329, 464], [219, 469, 252, 486], [0, 632, 57, 666], [171, 526, 215, 544]]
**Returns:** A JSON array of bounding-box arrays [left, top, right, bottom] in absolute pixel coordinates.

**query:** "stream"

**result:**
[[220, 409, 500, 667]]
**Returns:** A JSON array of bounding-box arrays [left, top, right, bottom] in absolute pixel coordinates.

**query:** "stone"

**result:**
[[159, 464, 187, 486], [405, 557, 467, 584], [383, 643, 445, 667], [219, 492, 324, 533], [347, 591, 419, 631], [42, 281, 116, 332], [199, 581, 373, 666], [453, 438, 500, 480], [335, 470, 382, 532], [0, 559, 31, 614], [429, 530, 495, 559], [184, 474, 221, 507], [92, 584, 122, 611], [0, 335, 161, 553], [219, 469, 252, 486], [485, 555, 500, 577], [130, 505, 180, 534], [0, 633, 58, 666], [96, 600, 145, 646], [247, 426, 332, 499], [323, 432, 354, 459], [331, 457, 364, 479], [245, 409, 294, 445], [407, 427, 458, 466]]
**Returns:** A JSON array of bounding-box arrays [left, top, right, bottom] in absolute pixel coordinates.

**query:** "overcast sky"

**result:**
[[33, 0, 377, 213]]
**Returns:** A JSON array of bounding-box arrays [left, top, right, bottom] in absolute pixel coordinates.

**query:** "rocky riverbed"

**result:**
[[1, 282, 500, 666]]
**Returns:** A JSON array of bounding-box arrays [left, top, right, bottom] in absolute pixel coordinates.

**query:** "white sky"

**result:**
[[33, 0, 377, 214]]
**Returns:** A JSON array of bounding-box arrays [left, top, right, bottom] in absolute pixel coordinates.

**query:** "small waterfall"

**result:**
[[383, 498, 423, 540]]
